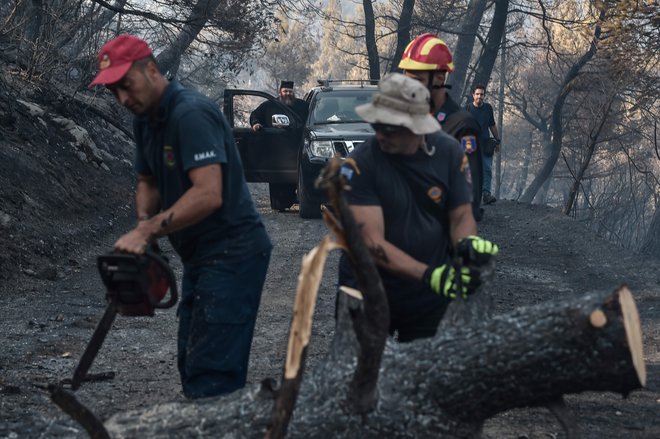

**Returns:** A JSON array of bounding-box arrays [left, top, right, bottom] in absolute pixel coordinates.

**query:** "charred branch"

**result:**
[[266, 236, 340, 439], [48, 385, 110, 439], [318, 157, 389, 414]]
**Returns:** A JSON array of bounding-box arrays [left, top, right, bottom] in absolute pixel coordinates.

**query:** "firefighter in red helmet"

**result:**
[[399, 34, 484, 221]]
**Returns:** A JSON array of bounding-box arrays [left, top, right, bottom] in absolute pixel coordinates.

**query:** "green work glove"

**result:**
[[455, 235, 499, 266], [423, 264, 481, 299]]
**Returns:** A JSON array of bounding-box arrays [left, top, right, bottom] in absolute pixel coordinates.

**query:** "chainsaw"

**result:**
[[69, 249, 178, 390]]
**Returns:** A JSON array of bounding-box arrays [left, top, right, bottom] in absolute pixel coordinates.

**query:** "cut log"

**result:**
[[103, 285, 645, 438]]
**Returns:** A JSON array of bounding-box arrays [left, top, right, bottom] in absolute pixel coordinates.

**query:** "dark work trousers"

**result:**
[[177, 249, 271, 399], [482, 152, 494, 194], [388, 295, 449, 342], [467, 149, 484, 221], [337, 257, 449, 343]]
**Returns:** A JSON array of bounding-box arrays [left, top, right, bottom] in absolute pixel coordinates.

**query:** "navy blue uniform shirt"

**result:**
[[133, 81, 271, 263], [338, 131, 472, 313]]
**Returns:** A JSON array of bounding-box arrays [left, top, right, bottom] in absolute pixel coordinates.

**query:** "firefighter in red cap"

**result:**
[[89, 34, 272, 399], [399, 33, 485, 221]]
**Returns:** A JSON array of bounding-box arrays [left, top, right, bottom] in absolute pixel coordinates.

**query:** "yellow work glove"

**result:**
[[455, 235, 499, 266], [423, 264, 481, 299]]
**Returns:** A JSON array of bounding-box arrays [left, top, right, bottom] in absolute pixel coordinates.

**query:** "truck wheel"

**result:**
[[298, 164, 321, 219], [269, 183, 296, 212]]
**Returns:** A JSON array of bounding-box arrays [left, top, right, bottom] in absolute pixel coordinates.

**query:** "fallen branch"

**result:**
[[48, 384, 110, 439]]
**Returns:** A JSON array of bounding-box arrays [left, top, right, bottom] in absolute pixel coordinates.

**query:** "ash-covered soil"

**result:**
[[1, 192, 658, 439], [0, 67, 658, 438]]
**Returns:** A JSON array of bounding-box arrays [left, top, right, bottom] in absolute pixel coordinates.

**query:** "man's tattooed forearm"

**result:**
[[160, 212, 174, 230], [369, 244, 389, 264]]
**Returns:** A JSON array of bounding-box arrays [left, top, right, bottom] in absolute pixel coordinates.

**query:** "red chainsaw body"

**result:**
[[97, 252, 177, 317]]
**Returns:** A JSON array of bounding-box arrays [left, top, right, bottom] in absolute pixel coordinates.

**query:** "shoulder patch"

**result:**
[[461, 135, 477, 154], [436, 112, 447, 123], [460, 155, 469, 172], [460, 155, 472, 185]]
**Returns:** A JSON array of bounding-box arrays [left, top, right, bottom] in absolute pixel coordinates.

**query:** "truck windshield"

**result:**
[[310, 90, 376, 125]]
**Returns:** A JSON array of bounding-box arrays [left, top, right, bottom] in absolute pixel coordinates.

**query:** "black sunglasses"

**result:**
[[370, 123, 407, 135]]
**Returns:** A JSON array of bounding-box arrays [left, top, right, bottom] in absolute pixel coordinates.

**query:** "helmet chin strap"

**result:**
[[430, 70, 452, 90], [426, 74, 435, 93], [427, 71, 452, 111], [426, 75, 436, 111]]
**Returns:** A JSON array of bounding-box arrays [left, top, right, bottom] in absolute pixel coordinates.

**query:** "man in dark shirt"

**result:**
[[398, 33, 484, 221], [89, 34, 272, 399], [250, 80, 308, 131], [338, 73, 498, 342], [466, 84, 501, 205]]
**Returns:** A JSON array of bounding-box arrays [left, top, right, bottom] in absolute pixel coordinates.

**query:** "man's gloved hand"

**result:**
[[423, 264, 481, 299], [455, 235, 499, 266]]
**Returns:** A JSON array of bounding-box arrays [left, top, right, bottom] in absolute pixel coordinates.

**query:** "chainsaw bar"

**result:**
[[70, 302, 118, 391], [69, 249, 177, 391]]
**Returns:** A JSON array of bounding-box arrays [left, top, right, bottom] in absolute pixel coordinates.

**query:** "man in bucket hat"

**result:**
[[337, 73, 498, 342], [89, 34, 272, 398]]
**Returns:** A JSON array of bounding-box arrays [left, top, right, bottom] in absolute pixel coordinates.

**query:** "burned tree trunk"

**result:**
[[103, 285, 645, 438]]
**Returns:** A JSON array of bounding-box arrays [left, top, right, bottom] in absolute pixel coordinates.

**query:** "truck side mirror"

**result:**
[[271, 114, 290, 128]]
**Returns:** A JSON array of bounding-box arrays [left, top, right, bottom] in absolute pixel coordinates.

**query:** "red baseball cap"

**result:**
[[88, 35, 153, 88]]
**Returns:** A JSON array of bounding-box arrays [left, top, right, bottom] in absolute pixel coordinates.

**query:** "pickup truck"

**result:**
[[223, 80, 377, 218]]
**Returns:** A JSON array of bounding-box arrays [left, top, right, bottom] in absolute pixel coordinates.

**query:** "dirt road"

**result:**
[[0, 184, 658, 438]]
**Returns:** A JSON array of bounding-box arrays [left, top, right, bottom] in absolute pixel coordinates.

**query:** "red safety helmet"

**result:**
[[398, 33, 455, 72]]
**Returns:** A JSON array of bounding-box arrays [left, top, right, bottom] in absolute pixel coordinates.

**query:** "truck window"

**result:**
[[231, 95, 269, 129]]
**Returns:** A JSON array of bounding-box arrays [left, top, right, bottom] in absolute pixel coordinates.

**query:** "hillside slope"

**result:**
[[0, 63, 135, 284]]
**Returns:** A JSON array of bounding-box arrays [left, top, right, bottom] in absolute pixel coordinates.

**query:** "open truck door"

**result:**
[[222, 90, 303, 211]]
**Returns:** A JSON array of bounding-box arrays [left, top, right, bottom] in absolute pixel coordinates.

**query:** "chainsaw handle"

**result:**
[[156, 284, 178, 308], [144, 249, 179, 309], [155, 284, 178, 309]]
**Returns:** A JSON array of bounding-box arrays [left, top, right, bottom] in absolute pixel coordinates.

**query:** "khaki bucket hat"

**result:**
[[356, 73, 440, 135]]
